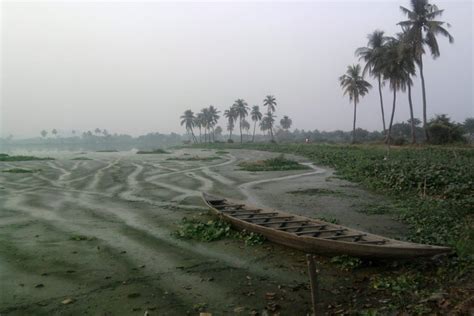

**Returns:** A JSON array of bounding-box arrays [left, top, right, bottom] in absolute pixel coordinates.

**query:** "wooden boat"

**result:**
[[202, 193, 451, 259]]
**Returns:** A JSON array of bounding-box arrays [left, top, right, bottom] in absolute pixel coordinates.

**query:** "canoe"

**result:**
[[202, 193, 451, 259]]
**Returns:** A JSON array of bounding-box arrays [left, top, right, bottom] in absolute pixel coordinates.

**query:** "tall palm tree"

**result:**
[[194, 113, 204, 143], [207, 105, 220, 142], [280, 115, 292, 130], [339, 64, 372, 144], [242, 119, 250, 141], [356, 30, 389, 134], [262, 112, 275, 139], [233, 99, 249, 143], [398, 0, 453, 141], [263, 95, 277, 141], [381, 37, 416, 145], [250, 105, 263, 142], [224, 106, 238, 142], [180, 110, 197, 143], [200, 108, 211, 143]]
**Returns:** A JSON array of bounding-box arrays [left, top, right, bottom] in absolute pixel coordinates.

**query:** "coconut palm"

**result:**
[[40, 130, 48, 138], [200, 107, 211, 143], [180, 110, 197, 143], [207, 105, 220, 142], [241, 119, 250, 141], [280, 115, 292, 130], [194, 112, 204, 143], [398, 0, 453, 141], [339, 64, 372, 144], [52, 129, 58, 138], [261, 112, 275, 139], [250, 106, 263, 142], [355, 30, 389, 134], [94, 128, 101, 135], [224, 106, 238, 142], [233, 99, 249, 143], [381, 36, 416, 145], [263, 95, 277, 141]]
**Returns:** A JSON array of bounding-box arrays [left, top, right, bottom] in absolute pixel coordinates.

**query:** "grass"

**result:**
[[95, 149, 118, 152], [0, 153, 54, 161], [215, 150, 229, 155], [136, 149, 169, 154], [166, 156, 220, 161], [238, 154, 309, 171], [2, 168, 41, 173], [71, 157, 92, 160]]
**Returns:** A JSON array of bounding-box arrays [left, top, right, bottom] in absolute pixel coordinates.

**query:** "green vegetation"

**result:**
[[215, 150, 229, 155], [174, 217, 265, 246], [0, 153, 54, 162], [2, 168, 41, 173], [238, 154, 309, 172], [95, 149, 118, 152], [136, 149, 169, 154], [330, 255, 362, 271], [71, 157, 92, 160], [166, 156, 220, 162]]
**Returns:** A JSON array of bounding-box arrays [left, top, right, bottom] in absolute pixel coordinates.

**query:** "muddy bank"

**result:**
[[0, 148, 408, 315]]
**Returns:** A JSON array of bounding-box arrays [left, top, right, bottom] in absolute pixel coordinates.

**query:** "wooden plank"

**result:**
[[357, 240, 386, 245], [243, 216, 293, 222], [324, 234, 366, 240], [233, 212, 278, 217], [296, 229, 346, 236], [259, 220, 309, 226], [277, 224, 326, 231]]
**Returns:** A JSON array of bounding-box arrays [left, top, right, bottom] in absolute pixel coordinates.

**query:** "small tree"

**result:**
[[40, 130, 48, 138]]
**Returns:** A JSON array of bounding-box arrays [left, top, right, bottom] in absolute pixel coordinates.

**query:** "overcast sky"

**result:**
[[1, 0, 473, 138]]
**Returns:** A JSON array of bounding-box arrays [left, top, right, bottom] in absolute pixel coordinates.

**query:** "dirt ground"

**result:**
[[0, 148, 408, 315]]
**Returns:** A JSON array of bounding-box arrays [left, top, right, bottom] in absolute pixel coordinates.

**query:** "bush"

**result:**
[[428, 114, 465, 145]]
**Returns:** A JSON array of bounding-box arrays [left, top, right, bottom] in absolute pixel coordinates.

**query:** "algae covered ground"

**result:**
[[0, 148, 471, 315]]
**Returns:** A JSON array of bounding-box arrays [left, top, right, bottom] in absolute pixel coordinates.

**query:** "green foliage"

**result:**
[[238, 154, 309, 171], [174, 218, 233, 242], [2, 168, 41, 173], [71, 157, 92, 160], [174, 217, 265, 246], [0, 154, 54, 161], [330, 255, 362, 271], [136, 149, 169, 154], [428, 114, 465, 145], [288, 188, 353, 197], [215, 150, 229, 155]]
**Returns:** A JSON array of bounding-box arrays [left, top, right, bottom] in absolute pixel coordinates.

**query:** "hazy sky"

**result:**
[[1, 0, 473, 138]]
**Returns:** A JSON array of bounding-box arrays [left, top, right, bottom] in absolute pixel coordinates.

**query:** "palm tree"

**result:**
[[233, 99, 249, 143], [339, 64, 372, 144], [180, 110, 197, 143], [94, 128, 101, 136], [381, 37, 416, 145], [398, 0, 453, 141], [208, 105, 220, 142], [52, 129, 58, 138], [224, 106, 238, 142], [262, 112, 275, 139], [263, 95, 277, 141], [40, 130, 48, 138], [200, 108, 211, 143], [280, 115, 292, 130], [194, 113, 204, 143], [356, 30, 389, 134], [250, 105, 263, 142], [241, 119, 250, 141]]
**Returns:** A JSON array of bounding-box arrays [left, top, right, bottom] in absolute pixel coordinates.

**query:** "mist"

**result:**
[[1, 0, 472, 138]]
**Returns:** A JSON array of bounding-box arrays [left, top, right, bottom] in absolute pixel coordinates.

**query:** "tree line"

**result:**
[[180, 95, 293, 144]]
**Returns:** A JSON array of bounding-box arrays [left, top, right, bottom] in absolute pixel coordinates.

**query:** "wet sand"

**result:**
[[0, 148, 407, 315]]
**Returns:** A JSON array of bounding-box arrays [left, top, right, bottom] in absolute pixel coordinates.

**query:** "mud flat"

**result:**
[[0, 149, 407, 315]]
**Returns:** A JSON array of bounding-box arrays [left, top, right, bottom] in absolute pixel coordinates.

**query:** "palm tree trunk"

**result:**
[[377, 75, 387, 134], [418, 57, 430, 142], [198, 127, 202, 143], [388, 89, 397, 145], [352, 100, 357, 144], [239, 118, 243, 143], [407, 84, 416, 144], [252, 121, 257, 142]]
